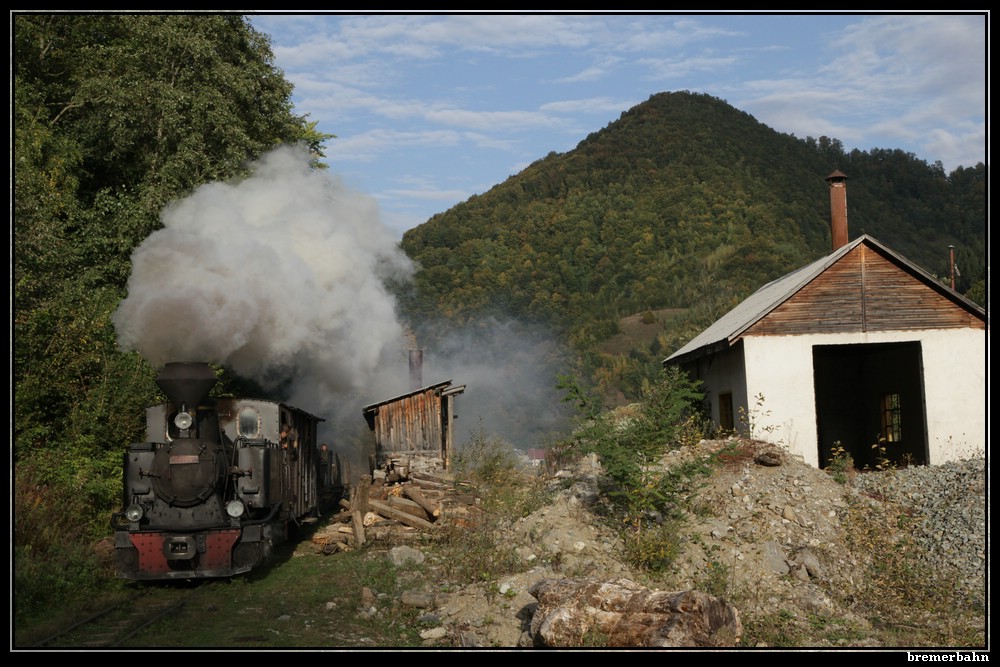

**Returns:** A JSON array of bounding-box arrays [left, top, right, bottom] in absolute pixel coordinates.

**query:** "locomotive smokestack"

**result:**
[[156, 362, 218, 410], [826, 170, 849, 251], [409, 350, 423, 391]]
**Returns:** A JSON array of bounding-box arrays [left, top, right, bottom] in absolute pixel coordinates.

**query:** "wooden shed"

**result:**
[[664, 173, 987, 469], [362, 380, 466, 472]]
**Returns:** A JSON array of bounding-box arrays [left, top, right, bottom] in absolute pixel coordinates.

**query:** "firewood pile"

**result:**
[[311, 469, 480, 554]]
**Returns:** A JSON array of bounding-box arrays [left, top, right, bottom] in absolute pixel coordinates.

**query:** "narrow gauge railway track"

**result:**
[[31, 584, 205, 649]]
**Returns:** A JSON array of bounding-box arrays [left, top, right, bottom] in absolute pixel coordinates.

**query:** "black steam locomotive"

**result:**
[[111, 362, 324, 580]]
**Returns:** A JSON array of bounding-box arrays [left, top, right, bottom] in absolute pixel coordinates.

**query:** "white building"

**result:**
[[663, 172, 987, 469]]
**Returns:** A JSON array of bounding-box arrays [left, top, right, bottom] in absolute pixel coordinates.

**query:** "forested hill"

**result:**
[[397, 91, 986, 400]]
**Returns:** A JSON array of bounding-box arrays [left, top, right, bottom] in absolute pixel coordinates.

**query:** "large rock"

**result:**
[[526, 577, 742, 647]]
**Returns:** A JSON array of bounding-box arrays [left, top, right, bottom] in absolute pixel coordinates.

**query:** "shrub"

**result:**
[[437, 424, 549, 585], [557, 367, 711, 573], [825, 442, 855, 484], [620, 516, 684, 573], [13, 457, 121, 624], [452, 422, 520, 488]]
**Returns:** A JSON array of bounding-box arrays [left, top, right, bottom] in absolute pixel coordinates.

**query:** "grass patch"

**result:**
[[114, 544, 428, 649]]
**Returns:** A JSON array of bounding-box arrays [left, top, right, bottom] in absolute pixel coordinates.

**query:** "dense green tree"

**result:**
[[13, 13, 321, 524]]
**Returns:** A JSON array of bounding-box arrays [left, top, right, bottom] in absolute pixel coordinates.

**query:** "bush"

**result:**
[[557, 367, 712, 573], [13, 457, 121, 624], [437, 424, 552, 585], [563, 366, 706, 518], [620, 517, 684, 573], [452, 423, 520, 488]]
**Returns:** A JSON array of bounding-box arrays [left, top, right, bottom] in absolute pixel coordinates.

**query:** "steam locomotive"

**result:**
[[111, 362, 325, 580]]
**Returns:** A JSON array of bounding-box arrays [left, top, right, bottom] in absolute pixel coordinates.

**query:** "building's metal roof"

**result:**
[[663, 234, 986, 366]]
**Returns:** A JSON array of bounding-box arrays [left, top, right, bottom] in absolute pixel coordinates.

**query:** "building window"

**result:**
[[880, 393, 902, 442], [719, 393, 734, 432]]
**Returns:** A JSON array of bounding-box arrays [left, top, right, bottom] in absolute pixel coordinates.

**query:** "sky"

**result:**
[[248, 11, 988, 239]]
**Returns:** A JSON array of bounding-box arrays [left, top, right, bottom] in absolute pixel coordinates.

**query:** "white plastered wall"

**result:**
[[739, 328, 986, 468], [688, 343, 747, 431], [918, 328, 987, 462]]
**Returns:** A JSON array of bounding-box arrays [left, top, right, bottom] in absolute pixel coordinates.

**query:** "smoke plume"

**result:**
[[113, 146, 413, 423]]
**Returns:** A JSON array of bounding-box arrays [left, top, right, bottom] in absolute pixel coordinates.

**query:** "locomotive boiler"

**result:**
[[111, 362, 323, 580]]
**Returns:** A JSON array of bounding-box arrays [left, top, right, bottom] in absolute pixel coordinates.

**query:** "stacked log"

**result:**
[[312, 470, 477, 552]]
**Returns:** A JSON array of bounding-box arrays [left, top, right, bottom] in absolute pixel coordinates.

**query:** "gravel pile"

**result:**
[[850, 457, 987, 608]]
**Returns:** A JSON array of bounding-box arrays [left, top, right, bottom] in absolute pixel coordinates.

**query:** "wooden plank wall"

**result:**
[[372, 389, 444, 460], [745, 245, 984, 337]]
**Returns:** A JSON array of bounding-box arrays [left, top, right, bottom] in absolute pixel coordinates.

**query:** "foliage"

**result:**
[[868, 437, 894, 472], [555, 372, 604, 421], [619, 516, 685, 573], [737, 392, 780, 442], [13, 459, 124, 625], [565, 366, 705, 508], [436, 434, 546, 586], [451, 422, 521, 488], [559, 367, 710, 571], [697, 559, 733, 599], [825, 442, 855, 484], [456, 426, 550, 518]]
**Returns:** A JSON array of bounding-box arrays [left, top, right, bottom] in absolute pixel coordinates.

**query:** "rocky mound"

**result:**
[[374, 439, 987, 648]]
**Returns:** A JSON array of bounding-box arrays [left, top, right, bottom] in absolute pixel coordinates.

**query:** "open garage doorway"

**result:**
[[813, 342, 928, 469]]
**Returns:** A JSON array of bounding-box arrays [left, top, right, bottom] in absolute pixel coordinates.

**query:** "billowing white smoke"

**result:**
[[114, 144, 576, 469], [113, 145, 414, 424]]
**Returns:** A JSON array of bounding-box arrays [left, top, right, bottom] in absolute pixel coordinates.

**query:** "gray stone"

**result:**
[[761, 541, 789, 575], [389, 545, 425, 566]]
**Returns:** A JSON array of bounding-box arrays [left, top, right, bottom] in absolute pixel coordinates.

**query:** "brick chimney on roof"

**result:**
[[826, 170, 849, 251]]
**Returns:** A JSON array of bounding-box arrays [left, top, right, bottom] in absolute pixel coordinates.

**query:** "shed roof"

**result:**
[[663, 234, 986, 367], [362, 380, 457, 415]]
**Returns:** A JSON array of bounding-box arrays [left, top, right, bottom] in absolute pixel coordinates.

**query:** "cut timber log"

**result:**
[[403, 485, 441, 518], [352, 510, 366, 548], [408, 477, 449, 490], [351, 475, 371, 514], [311, 530, 350, 546], [368, 499, 437, 530], [387, 495, 432, 521], [409, 471, 457, 485]]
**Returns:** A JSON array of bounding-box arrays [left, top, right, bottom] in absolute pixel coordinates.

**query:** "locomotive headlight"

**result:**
[[226, 500, 246, 519], [174, 411, 194, 430], [125, 504, 144, 522]]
